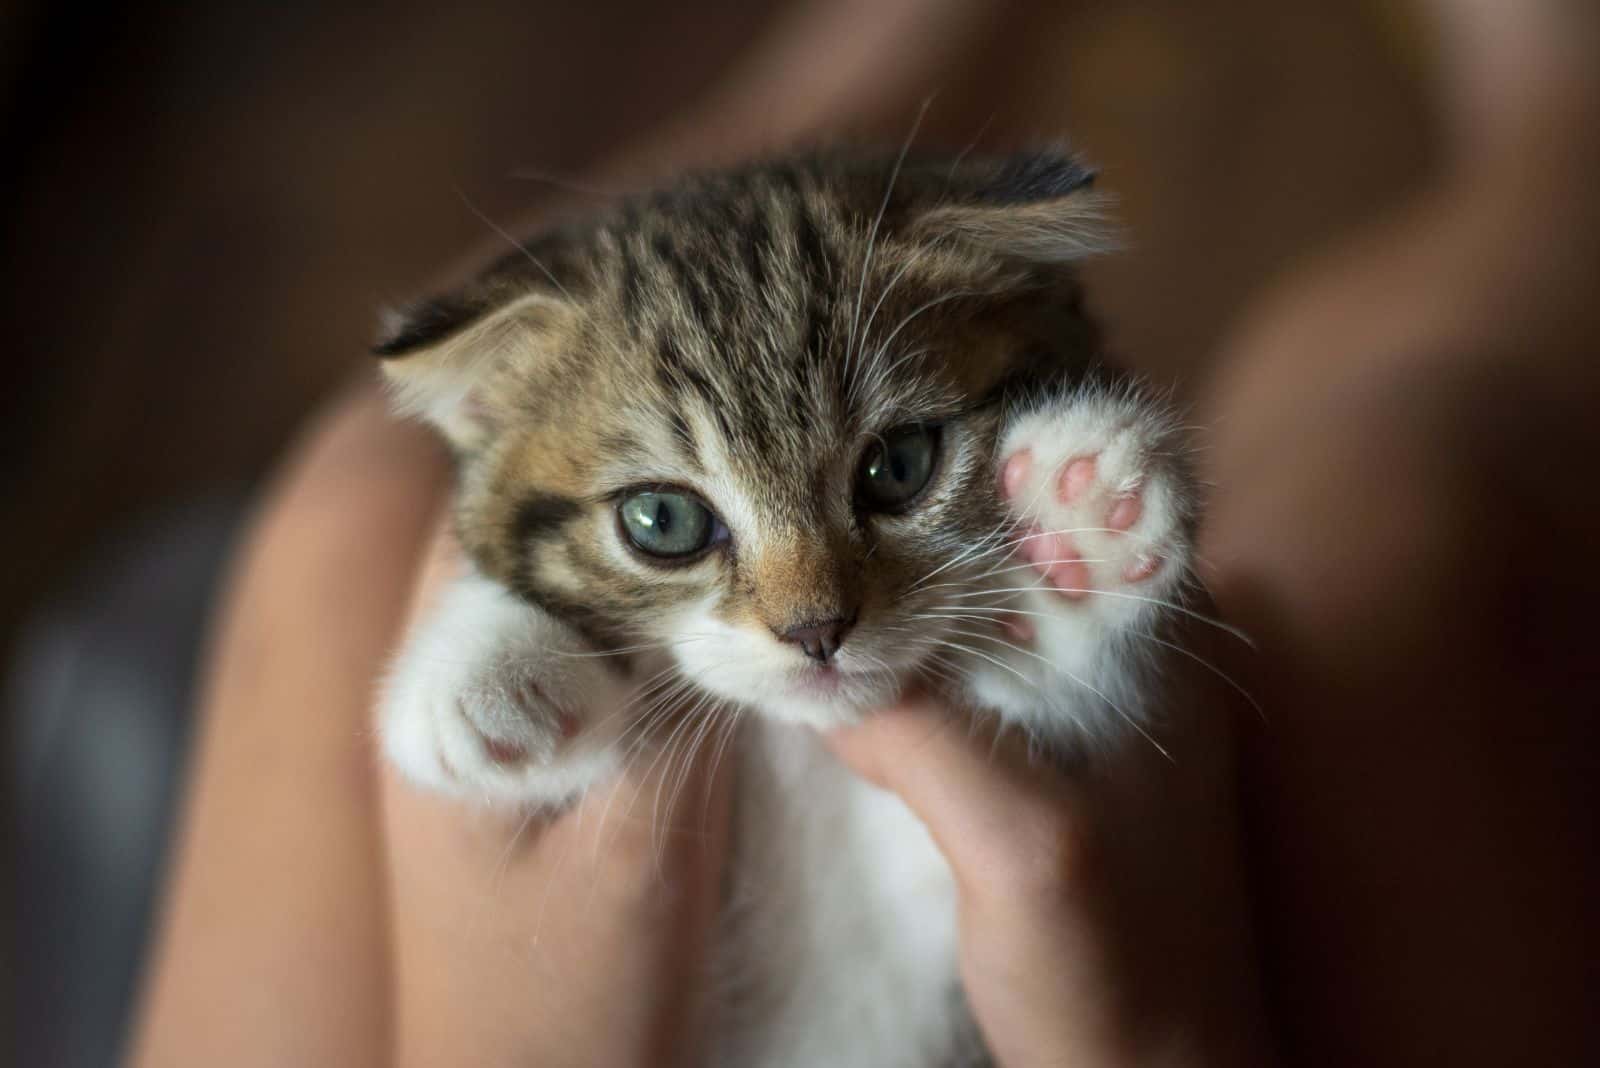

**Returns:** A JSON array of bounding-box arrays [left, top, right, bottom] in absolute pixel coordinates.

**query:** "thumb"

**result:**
[[822, 698, 1102, 910]]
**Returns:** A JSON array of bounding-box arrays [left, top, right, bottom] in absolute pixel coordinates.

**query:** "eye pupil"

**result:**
[[858, 424, 939, 512], [620, 489, 716, 559]]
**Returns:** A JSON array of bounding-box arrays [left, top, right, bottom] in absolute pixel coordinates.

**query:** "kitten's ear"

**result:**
[[374, 236, 580, 449], [374, 291, 567, 448], [912, 151, 1118, 265]]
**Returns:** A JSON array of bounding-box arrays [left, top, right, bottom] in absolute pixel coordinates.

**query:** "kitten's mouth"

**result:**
[[739, 658, 901, 726], [788, 664, 844, 698], [783, 659, 900, 702]]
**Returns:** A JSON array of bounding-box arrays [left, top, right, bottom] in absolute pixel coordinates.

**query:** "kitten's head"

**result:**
[[379, 150, 1113, 725]]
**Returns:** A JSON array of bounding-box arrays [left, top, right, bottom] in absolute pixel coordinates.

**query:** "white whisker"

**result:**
[[847, 100, 930, 394], [938, 624, 1173, 763], [1135, 633, 1266, 720], [939, 585, 1253, 646]]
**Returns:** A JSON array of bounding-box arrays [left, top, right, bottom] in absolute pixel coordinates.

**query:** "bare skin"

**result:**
[[129, 389, 735, 1068], [128, 390, 434, 1067], [827, 675, 1274, 1068]]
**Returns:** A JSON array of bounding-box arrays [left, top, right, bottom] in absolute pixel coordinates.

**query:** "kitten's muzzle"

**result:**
[[778, 614, 857, 663]]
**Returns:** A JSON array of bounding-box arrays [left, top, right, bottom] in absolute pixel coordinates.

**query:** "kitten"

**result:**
[[377, 149, 1194, 1067]]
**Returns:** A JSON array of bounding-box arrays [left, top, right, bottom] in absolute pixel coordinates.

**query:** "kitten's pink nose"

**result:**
[[779, 616, 855, 662]]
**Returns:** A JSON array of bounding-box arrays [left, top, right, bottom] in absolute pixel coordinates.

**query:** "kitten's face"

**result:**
[[380, 152, 1110, 724]]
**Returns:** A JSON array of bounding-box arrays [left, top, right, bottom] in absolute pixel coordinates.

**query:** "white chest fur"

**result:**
[[714, 722, 963, 1068]]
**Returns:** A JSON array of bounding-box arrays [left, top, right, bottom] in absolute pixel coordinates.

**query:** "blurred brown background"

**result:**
[[4, 1, 1439, 1064]]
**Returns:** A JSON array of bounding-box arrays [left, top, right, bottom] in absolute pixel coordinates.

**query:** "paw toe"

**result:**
[[1057, 456, 1097, 504], [1107, 490, 1143, 532], [481, 734, 529, 767], [999, 448, 1033, 500]]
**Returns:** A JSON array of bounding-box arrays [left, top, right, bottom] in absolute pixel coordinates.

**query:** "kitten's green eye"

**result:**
[[858, 423, 940, 512], [618, 490, 718, 559]]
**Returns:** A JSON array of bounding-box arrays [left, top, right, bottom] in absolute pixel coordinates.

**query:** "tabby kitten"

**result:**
[[378, 149, 1194, 1067]]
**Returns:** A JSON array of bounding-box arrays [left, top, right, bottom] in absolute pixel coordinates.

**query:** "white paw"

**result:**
[[383, 649, 569, 796], [380, 572, 621, 806], [959, 387, 1193, 735], [996, 387, 1190, 627]]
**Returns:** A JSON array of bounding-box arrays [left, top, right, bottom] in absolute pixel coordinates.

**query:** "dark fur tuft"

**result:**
[[373, 294, 488, 357], [976, 151, 1096, 204]]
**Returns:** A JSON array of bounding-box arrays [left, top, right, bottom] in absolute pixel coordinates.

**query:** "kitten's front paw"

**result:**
[[380, 573, 621, 806], [383, 653, 563, 794], [965, 388, 1194, 735], [997, 389, 1191, 626]]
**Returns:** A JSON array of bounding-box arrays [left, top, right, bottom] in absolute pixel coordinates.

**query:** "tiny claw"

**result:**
[[1122, 553, 1161, 583]]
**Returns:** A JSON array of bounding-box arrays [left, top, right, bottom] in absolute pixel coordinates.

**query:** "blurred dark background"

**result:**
[[4, 1, 1436, 1063]]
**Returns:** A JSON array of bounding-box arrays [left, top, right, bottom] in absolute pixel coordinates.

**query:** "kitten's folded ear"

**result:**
[[912, 150, 1118, 265], [374, 234, 581, 449]]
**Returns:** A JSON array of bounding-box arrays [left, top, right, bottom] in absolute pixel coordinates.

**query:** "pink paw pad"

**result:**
[[1107, 491, 1143, 531], [998, 408, 1182, 622], [999, 449, 1032, 500], [1018, 526, 1091, 601], [482, 735, 527, 767], [1057, 457, 1097, 504]]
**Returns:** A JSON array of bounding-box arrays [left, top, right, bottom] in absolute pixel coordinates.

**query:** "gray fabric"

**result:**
[[8, 496, 244, 1068]]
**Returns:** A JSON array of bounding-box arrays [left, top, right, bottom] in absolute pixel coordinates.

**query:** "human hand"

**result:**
[[826, 624, 1274, 1068], [128, 387, 732, 1068], [382, 521, 734, 1068]]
